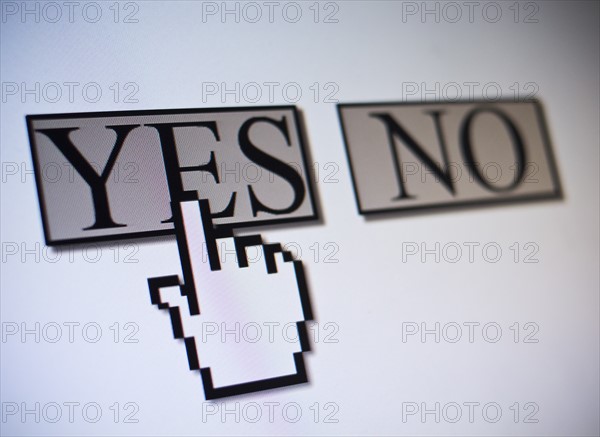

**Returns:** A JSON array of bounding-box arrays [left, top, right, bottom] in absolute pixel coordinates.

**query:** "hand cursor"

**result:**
[[148, 196, 313, 400]]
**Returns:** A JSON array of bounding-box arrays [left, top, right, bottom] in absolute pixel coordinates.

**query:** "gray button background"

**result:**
[[338, 101, 560, 214], [28, 107, 316, 244]]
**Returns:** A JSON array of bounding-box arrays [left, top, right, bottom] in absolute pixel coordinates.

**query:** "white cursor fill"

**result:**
[[148, 196, 313, 400]]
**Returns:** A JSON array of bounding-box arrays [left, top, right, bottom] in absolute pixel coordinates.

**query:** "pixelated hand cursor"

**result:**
[[148, 197, 313, 400]]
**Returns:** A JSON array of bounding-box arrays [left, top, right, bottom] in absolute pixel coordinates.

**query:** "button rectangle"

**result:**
[[27, 106, 317, 245], [337, 100, 561, 214]]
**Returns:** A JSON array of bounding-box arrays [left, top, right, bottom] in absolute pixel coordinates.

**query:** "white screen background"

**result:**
[[1, 1, 598, 436]]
